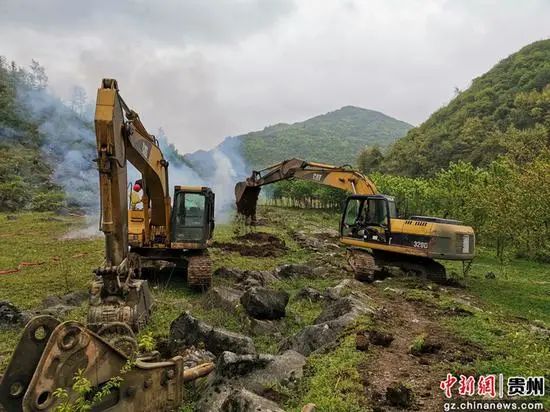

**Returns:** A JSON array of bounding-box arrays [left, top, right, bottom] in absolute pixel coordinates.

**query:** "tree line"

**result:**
[[263, 131, 550, 263]]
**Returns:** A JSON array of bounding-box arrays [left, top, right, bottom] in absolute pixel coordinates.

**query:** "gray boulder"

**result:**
[[170, 311, 256, 356], [41, 290, 88, 307], [240, 288, 289, 320], [0, 301, 29, 327], [325, 279, 366, 300], [221, 389, 284, 412], [204, 286, 243, 313], [214, 267, 278, 289], [37, 290, 89, 319], [248, 318, 283, 337], [36, 304, 76, 318], [297, 287, 326, 301], [214, 267, 245, 278], [196, 350, 305, 411], [217, 351, 273, 378], [314, 295, 375, 325], [60, 290, 89, 306], [312, 266, 329, 278], [276, 264, 314, 278], [280, 323, 340, 356], [238, 270, 279, 290], [179, 346, 216, 368]]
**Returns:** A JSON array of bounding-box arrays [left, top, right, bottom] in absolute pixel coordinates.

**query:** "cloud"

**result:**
[[0, 0, 295, 45], [0, 0, 549, 153]]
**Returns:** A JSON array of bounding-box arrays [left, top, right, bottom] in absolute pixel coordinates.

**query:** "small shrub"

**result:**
[[138, 332, 156, 352]]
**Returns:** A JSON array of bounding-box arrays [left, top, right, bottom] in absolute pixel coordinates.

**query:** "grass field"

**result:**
[[0, 207, 548, 410]]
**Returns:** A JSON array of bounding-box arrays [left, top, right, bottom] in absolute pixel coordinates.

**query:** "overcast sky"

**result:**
[[1, 0, 549, 153]]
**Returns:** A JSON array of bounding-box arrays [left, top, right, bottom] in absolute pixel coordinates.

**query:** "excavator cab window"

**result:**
[[388, 200, 397, 219], [340, 195, 393, 243], [172, 190, 213, 243], [365, 198, 389, 227], [180, 193, 205, 226], [342, 198, 361, 236]]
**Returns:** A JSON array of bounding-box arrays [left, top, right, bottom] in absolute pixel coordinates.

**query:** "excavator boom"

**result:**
[[235, 158, 377, 220], [95, 78, 171, 266]]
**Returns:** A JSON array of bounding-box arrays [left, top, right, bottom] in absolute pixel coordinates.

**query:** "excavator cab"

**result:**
[[341, 195, 397, 243], [171, 186, 215, 249]]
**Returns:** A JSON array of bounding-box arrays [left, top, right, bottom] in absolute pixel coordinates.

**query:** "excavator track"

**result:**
[[348, 248, 378, 282], [187, 252, 212, 289], [424, 259, 447, 283], [388, 256, 447, 283], [349, 248, 448, 284]]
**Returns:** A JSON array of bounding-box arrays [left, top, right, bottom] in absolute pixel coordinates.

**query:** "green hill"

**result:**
[[184, 106, 412, 178], [240, 106, 412, 169], [381, 39, 550, 176]]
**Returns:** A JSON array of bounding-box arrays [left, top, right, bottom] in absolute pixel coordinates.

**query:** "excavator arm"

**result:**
[[95, 79, 171, 267], [235, 158, 377, 219]]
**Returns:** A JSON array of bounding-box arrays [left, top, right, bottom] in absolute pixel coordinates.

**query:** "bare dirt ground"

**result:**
[[359, 282, 488, 411], [213, 231, 288, 257]]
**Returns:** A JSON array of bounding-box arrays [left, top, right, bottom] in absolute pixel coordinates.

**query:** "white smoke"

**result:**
[[0, 125, 20, 141], [60, 216, 101, 239], [16, 80, 248, 236], [210, 149, 243, 222], [159, 134, 248, 224], [18, 86, 99, 213]]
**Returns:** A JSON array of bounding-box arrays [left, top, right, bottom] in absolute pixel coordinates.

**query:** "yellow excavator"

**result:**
[[235, 158, 475, 281], [0, 79, 220, 412], [89, 79, 215, 336]]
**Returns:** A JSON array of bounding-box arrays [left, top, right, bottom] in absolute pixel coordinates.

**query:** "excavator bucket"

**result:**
[[235, 182, 261, 219]]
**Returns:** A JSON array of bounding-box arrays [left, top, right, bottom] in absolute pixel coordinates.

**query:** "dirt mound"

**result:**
[[237, 232, 280, 243], [213, 232, 287, 257]]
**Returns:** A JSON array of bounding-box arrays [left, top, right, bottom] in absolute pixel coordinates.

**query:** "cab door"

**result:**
[[172, 191, 207, 246], [363, 197, 391, 243], [340, 197, 363, 237], [340, 196, 392, 243]]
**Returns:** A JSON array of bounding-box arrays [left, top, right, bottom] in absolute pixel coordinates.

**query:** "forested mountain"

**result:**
[[0, 59, 96, 212], [380, 39, 550, 176], [184, 106, 412, 178]]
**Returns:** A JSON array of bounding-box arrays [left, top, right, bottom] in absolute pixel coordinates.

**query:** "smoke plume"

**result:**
[[17, 83, 248, 234]]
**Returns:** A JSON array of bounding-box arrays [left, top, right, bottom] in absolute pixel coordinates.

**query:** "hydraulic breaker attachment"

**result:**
[[88, 254, 154, 338], [0, 316, 215, 412]]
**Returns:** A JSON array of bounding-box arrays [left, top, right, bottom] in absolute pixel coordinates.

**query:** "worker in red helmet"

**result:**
[[130, 179, 144, 210]]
